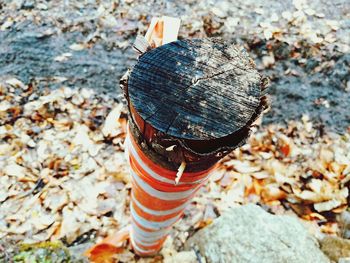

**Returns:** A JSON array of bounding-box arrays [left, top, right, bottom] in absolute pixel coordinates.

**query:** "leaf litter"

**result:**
[[0, 76, 349, 261], [0, 0, 349, 261]]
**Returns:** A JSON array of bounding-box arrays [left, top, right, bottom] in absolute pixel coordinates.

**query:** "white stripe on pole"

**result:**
[[130, 230, 158, 254], [131, 192, 188, 216], [126, 137, 176, 184], [131, 221, 169, 239], [130, 230, 160, 245], [130, 202, 181, 230], [130, 170, 196, 200], [126, 135, 210, 185], [131, 230, 166, 245]]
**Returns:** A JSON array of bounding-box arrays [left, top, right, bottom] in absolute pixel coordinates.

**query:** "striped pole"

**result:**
[[125, 126, 217, 256], [85, 17, 267, 261]]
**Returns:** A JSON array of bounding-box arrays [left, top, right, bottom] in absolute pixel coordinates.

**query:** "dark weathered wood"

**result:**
[[128, 38, 262, 140]]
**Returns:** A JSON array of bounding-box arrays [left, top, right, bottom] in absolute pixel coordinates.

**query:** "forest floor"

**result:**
[[0, 0, 349, 262]]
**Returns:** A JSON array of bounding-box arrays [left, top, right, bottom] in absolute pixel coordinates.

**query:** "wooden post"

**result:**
[[121, 37, 268, 256], [85, 19, 268, 260], [125, 38, 267, 171]]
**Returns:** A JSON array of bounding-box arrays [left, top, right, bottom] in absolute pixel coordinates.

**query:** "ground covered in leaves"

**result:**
[[0, 0, 350, 262], [0, 0, 349, 130], [0, 78, 349, 262]]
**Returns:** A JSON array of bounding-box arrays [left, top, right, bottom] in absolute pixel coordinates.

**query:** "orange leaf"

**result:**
[[280, 144, 290, 157], [119, 116, 128, 135], [87, 244, 123, 263], [85, 227, 130, 263]]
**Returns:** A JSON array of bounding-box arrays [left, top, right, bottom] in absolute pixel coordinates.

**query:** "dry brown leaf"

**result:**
[[261, 184, 287, 202], [85, 227, 129, 263], [5, 78, 25, 89], [69, 43, 86, 51], [102, 104, 123, 137], [314, 200, 342, 212], [4, 163, 26, 177]]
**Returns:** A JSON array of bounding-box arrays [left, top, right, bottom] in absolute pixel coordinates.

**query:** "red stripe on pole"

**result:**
[[127, 125, 216, 256]]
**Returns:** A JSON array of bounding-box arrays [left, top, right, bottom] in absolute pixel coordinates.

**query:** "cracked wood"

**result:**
[[128, 38, 262, 140]]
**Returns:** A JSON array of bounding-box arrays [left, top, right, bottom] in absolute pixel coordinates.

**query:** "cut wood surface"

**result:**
[[128, 38, 262, 140]]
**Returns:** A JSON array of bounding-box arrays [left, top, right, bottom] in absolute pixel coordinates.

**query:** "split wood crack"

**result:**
[[190, 62, 245, 86]]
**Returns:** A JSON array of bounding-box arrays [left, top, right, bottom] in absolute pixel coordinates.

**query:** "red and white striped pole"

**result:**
[[86, 16, 267, 260], [125, 126, 217, 256]]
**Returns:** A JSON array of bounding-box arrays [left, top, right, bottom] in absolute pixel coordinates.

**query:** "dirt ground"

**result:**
[[0, 0, 349, 131]]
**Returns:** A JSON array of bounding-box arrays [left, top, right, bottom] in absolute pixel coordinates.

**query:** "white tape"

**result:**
[[130, 202, 181, 230], [131, 192, 188, 216]]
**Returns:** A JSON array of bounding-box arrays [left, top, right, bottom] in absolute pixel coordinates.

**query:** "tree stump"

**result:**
[[128, 38, 262, 140], [123, 38, 267, 171]]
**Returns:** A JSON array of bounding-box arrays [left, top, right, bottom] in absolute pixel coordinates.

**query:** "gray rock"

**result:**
[[185, 204, 330, 263], [339, 210, 350, 239], [68, 242, 92, 263], [22, 0, 34, 9]]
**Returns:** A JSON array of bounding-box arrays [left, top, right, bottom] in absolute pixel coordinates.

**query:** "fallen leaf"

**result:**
[[54, 53, 72, 62], [5, 78, 25, 89], [4, 163, 26, 177], [102, 104, 123, 137], [0, 19, 13, 31], [85, 226, 129, 263], [69, 43, 86, 51], [314, 200, 342, 212]]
